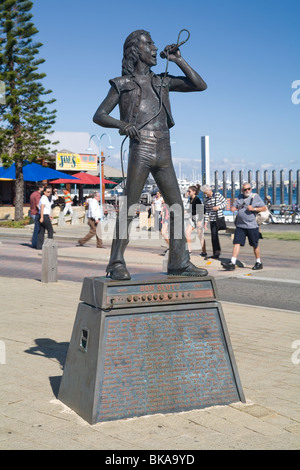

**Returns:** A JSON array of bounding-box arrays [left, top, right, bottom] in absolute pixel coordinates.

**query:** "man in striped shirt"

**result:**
[[201, 184, 227, 259], [63, 189, 73, 216]]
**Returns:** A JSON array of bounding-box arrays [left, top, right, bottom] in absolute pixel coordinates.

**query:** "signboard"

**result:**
[[56, 152, 98, 171]]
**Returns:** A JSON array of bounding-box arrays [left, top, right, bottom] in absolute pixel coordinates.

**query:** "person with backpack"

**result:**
[[221, 183, 267, 271]]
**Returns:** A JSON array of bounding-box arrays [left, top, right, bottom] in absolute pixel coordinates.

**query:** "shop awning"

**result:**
[[0, 162, 79, 182], [50, 172, 117, 185]]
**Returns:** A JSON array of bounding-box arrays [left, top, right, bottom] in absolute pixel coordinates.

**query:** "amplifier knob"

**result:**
[[159, 294, 164, 300], [127, 296, 132, 302], [141, 295, 146, 301], [133, 295, 139, 301], [168, 293, 173, 299], [153, 294, 158, 300], [147, 295, 152, 301]]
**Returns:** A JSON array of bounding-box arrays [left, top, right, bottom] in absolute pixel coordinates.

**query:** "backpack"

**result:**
[[250, 195, 270, 224]]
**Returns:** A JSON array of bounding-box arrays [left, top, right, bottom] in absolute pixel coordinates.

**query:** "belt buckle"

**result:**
[[149, 131, 155, 138]]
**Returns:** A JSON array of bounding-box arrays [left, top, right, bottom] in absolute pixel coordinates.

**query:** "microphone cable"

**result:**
[[120, 29, 191, 191]]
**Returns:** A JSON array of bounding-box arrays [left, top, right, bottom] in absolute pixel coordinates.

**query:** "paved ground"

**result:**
[[0, 221, 299, 450], [1, 221, 300, 310]]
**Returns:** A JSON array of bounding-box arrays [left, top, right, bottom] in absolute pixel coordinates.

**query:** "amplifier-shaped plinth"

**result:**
[[58, 275, 245, 424]]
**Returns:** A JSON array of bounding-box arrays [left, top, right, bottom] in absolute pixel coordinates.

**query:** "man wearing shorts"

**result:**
[[221, 183, 267, 271]]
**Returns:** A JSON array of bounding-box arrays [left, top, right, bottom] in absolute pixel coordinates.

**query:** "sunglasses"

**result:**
[[243, 187, 251, 191]]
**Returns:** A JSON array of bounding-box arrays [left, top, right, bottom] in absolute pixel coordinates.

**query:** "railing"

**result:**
[[213, 169, 300, 206]]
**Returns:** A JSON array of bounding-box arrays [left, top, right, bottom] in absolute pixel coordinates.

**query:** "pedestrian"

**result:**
[[186, 185, 206, 256], [221, 183, 267, 271], [30, 184, 44, 248], [265, 195, 274, 223], [160, 199, 169, 256], [201, 184, 227, 259], [152, 191, 163, 231], [93, 29, 208, 279], [50, 188, 58, 207], [78, 192, 105, 248], [36, 186, 54, 250], [63, 188, 73, 215]]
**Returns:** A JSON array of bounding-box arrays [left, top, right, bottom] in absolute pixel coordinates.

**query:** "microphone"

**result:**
[[159, 29, 191, 59], [160, 44, 179, 59]]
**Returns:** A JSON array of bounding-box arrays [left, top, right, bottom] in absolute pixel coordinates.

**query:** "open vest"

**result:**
[[109, 72, 175, 129]]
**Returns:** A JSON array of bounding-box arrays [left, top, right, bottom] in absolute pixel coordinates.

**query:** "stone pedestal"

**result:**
[[58, 274, 245, 424]]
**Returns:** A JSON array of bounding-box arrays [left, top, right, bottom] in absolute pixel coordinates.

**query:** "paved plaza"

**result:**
[[0, 222, 299, 450]]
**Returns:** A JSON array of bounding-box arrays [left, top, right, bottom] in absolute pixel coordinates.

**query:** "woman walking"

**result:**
[[36, 186, 54, 250], [185, 185, 206, 256], [201, 184, 227, 259], [160, 199, 170, 256]]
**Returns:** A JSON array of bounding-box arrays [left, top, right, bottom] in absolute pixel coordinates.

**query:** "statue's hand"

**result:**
[[119, 123, 140, 140], [162, 44, 181, 61]]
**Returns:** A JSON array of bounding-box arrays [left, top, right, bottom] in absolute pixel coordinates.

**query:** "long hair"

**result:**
[[189, 184, 201, 195], [122, 30, 150, 76]]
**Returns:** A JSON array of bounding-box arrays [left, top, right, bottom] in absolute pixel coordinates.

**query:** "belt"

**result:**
[[139, 129, 169, 139]]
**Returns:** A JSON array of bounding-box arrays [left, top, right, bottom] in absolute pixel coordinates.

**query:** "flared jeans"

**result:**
[[106, 133, 189, 273]]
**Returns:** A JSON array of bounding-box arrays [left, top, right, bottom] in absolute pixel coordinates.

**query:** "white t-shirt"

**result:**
[[39, 195, 52, 215], [154, 196, 163, 212], [87, 197, 103, 220]]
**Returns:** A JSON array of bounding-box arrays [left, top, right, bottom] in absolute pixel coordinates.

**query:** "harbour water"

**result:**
[[224, 186, 298, 206]]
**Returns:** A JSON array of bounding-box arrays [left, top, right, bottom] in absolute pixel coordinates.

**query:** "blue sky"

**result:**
[[32, 0, 299, 179]]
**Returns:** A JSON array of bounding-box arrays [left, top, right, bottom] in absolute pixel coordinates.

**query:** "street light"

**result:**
[[122, 148, 128, 187], [86, 133, 114, 216]]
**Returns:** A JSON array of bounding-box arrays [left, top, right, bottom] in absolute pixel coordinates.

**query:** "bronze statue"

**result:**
[[93, 30, 208, 280]]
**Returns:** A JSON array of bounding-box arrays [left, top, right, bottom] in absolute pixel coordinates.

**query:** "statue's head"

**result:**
[[122, 29, 150, 76]]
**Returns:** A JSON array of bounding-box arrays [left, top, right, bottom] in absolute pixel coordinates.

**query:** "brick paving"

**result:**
[[0, 277, 299, 450], [0, 239, 160, 282], [0, 224, 299, 450]]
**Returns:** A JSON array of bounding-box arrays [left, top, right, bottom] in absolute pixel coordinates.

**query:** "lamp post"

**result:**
[[122, 148, 128, 187], [122, 149, 128, 169], [87, 133, 114, 216]]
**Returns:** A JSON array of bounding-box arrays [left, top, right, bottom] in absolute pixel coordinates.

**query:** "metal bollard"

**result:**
[[41, 239, 58, 283]]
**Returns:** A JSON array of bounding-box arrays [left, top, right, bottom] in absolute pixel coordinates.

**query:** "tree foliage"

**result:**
[[0, 0, 57, 219]]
